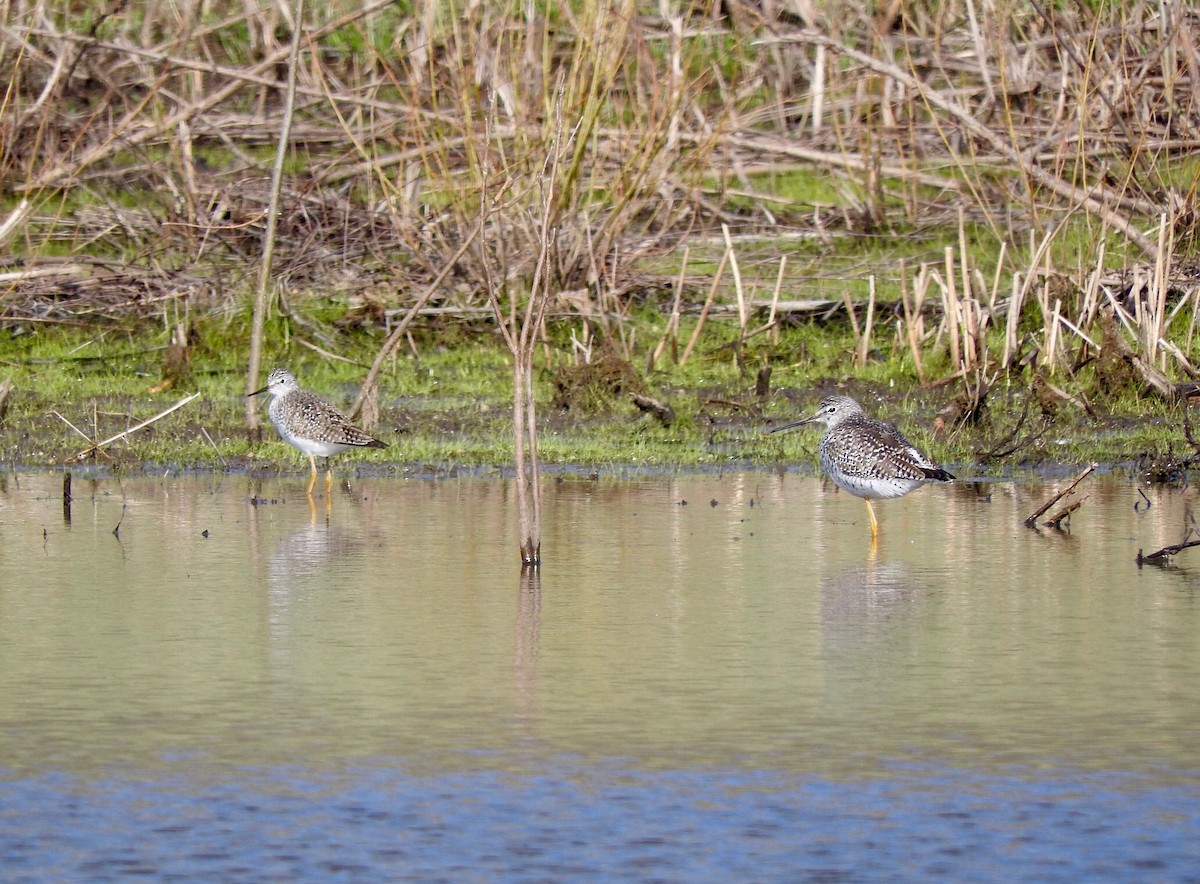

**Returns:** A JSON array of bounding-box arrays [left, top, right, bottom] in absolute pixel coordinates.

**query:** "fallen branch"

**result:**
[[1137, 537, 1200, 566], [630, 392, 674, 426], [73, 392, 201, 460], [1024, 463, 1096, 527], [1044, 498, 1084, 530]]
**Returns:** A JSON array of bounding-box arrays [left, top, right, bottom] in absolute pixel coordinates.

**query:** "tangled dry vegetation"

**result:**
[[2, 0, 1200, 409]]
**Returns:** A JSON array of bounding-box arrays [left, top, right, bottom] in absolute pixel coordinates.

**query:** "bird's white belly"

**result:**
[[829, 472, 925, 500], [274, 423, 355, 457]]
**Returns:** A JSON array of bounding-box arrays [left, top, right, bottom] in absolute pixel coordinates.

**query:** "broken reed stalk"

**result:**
[[988, 241, 1006, 314], [810, 42, 825, 134], [679, 249, 728, 366], [767, 255, 786, 346], [1023, 463, 1096, 527], [1047, 297, 1062, 373], [1149, 213, 1171, 369], [899, 260, 926, 385], [957, 205, 973, 316], [858, 275, 876, 367], [1081, 242, 1105, 330], [1188, 281, 1200, 361], [721, 224, 748, 342], [840, 289, 862, 363], [0, 200, 31, 248], [649, 245, 688, 371], [940, 248, 961, 371], [1002, 272, 1023, 367]]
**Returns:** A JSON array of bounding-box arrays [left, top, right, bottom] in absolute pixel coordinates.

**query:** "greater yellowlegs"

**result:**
[[248, 368, 387, 496], [770, 395, 954, 539]]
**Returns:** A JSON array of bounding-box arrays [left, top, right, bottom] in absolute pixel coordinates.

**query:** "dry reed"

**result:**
[[1, 1, 1198, 403]]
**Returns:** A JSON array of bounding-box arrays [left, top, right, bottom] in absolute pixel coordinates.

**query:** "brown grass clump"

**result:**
[[550, 352, 644, 414]]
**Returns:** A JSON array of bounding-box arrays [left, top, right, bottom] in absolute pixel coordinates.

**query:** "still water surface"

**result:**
[[1, 469, 1198, 880]]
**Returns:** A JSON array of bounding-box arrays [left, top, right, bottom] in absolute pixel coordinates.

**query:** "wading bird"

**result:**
[[249, 368, 387, 496], [770, 395, 954, 540]]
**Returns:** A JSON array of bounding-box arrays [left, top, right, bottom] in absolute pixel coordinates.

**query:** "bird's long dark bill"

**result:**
[[767, 416, 817, 434], [247, 386, 269, 398]]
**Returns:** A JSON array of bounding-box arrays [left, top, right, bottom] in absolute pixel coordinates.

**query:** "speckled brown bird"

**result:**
[[249, 368, 387, 496], [770, 395, 954, 539]]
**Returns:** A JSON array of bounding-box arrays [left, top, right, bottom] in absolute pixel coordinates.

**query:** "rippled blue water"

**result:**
[[3, 471, 1200, 880], [2, 763, 1197, 881]]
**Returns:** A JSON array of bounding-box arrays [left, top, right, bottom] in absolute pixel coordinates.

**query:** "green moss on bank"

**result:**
[[0, 303, 1192, 478]]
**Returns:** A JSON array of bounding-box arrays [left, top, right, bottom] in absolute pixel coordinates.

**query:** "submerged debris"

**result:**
[[1137, 536, 1200, 567], [1024, 463, 1096, 528]]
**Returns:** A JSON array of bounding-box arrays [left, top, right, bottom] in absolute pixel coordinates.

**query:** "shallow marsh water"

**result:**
[[0, 468, 1198, 880]]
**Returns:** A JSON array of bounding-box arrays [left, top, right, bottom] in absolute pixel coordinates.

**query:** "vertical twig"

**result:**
[[841, 289, 862, 360], [943, 246, 961, 370], [680, 249, 728, 366], [811, 43, 826, 134], [767, 255, 786, 346], [245, 0, 305, 429], [900, 260, 926, 385], [722, 224, 747, 341], [650, 246, 688, 370], [859, 275, 876, 366], [1003, 271, 1023, 368]]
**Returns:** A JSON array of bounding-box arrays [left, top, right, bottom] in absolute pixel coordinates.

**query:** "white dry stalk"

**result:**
[[0, 199, 31, 249], [1081, 241, 1106, 330], [767, 255, 786, 346], [989, 241, 1007, 313], [1003, 272, 1023, 368], [899, 261, 926, 384], [859, 275, 876, 367], [721, 224, 747, 338], [943, 247, 962, 370]]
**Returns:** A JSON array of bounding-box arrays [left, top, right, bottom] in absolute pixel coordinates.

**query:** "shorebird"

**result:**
[[248, 368, 387, 496], [770, 395, 954, 539]]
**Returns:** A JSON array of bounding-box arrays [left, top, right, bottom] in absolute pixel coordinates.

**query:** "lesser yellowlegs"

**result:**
[[770, 395, 954, 539], [248, 368, 387, 496]]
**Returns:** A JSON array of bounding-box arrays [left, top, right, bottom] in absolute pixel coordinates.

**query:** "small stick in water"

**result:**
[[1024, 463, 1096, 527]]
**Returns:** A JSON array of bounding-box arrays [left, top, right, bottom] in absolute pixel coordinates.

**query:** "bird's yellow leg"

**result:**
[[865, 499, 879, 540], [325, 464, 333, 495], [306, 455, 318, 497]]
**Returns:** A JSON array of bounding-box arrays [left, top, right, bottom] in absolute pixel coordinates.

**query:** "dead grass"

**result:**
[[2, 0, 1200, 417]]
